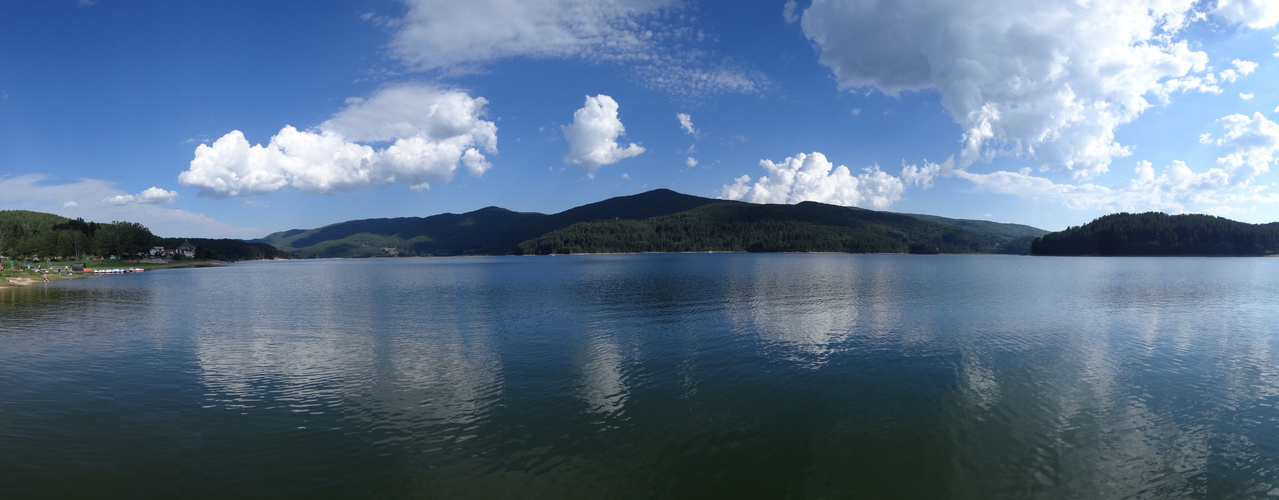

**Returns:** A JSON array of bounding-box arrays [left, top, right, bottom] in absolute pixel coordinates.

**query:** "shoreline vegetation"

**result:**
[[257, 190, 1277, 258], [1, 208, 285, 288], [1, 259, 227, 288], [1031, 212, 1279, 257], [258, 189, 1048, 258], [6, 192, 1277, 285]]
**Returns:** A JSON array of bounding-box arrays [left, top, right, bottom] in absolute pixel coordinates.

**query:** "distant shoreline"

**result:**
[[0, 260, 226, 288]]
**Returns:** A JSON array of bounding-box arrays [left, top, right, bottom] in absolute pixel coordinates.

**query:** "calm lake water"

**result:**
[[3, 254, 1279, 498]]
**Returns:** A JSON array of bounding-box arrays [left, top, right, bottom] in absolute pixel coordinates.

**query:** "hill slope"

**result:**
[[1, 210, 284, 261], [265, 189, 722, 258], [517, 200, 1011, 254], [903, 213, 1047, 253], [1031, 212, 1279, 256], [265, 189, 1047, 257]]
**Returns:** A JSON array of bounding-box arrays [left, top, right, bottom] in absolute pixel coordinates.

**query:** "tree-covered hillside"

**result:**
[[0, 211, 152, 259], [902, 213, 1047, 248], [260, 189, 1047, 257], [517, 201, 1015, 255], [261, 208, 548, 258], [0, 210, 284, 261], [1031, 212, 1279, 256], [263, 189, 728, 258]]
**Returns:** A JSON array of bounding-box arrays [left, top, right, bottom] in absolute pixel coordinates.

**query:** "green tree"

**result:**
[[95, 221, 158, 258]]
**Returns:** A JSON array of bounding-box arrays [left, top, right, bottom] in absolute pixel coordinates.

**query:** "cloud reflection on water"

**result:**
[[724, 255, 910, 369], [575, 331, 629, 416], [189, 261, 505, 433], [940, 258, 1279, 498]]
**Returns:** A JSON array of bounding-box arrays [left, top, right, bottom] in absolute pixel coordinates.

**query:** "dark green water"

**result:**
[[3, 254, 1279, 498]]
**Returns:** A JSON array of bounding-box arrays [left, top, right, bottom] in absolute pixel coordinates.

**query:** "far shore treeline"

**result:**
[[1031, 212, 1279, 256], [256, 190, 1271, 257], [7, 191, 1277, 262], [0, 210, 284, 262], [257, 189, 1048, 257]]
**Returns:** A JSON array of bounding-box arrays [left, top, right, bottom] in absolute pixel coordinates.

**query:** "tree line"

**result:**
[[516, 202, 1005, 255], [0, 210, 285, 261], [1031, 212, 1279, 256]]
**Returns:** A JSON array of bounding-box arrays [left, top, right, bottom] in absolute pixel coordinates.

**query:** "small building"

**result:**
[[177, 240, 197, 259]]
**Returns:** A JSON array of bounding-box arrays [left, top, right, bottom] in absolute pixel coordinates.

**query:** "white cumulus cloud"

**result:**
[[719, 152, 905, 209], [105, 186, 179, 205], [178, 85, 497, 197], [799, 0, 1272, 180], [1233, 59, 1259, 75], [901, 157, 955, 189], [1213, 0, 1279, 29], [1210, 111, 1279, 179], [677, 112, 698, 136], [562, 94, 645, 177], [686, 157, 698, 168]]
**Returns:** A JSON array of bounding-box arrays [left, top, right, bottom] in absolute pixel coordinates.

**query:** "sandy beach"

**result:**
[[1, 275, 46, 287]]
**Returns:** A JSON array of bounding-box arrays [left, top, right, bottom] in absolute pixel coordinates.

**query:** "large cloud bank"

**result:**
[[955, 111, 1279, 215], [799, 0, 1276, 179], [178, 85, 496, 196], [720, 152, 905, 209], [563, 94, 645, 177]]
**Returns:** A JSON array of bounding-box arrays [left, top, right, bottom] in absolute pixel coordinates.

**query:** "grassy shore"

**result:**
[[0, 259, 223, 287]]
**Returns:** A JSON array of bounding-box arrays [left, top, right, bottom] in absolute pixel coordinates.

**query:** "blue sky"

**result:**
[[2, 0, 1278, 238]]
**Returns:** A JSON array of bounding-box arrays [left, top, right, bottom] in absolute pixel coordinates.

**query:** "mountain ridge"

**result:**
[[262, 189, 1049, 257]]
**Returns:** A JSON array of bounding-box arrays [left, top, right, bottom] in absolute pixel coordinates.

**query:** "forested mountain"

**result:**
[[262, 189, 1047, 257], [257, 209, 543, 258], [13, 198, 1275, 261], [0, 210, 284, 261], [259, 189, 728, 258], [903, 212, 1046, 253], [1031, 212, 1279, 256], [517, 201, 999, 254]]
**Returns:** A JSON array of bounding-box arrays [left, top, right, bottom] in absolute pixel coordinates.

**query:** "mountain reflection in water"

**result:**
[[3, 254, 1279, 498]]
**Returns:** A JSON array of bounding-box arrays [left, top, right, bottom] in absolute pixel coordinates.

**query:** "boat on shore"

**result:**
[[84, 267, 145, 274]]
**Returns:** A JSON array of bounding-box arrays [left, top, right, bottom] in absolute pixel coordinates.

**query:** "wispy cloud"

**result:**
[[388, 0, 765, 96], [0, 175, 256, 238]]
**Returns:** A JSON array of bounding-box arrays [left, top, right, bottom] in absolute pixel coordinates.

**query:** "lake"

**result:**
[[3, 254, 1279, 498]]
